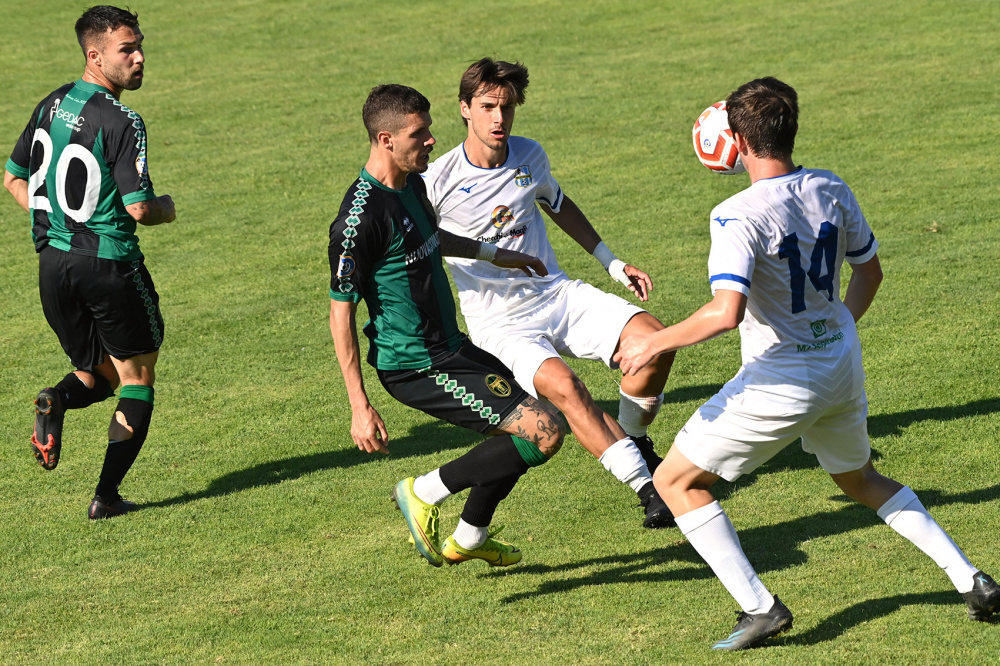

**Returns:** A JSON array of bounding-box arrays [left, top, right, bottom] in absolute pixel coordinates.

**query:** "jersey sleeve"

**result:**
[[107, 109, 156, 205], [707, 207, 756, 296], [532, 145, 564, 213], [840, 185, 878, 264], [329, 183, 388, 304], [6, 102, 45, 179]]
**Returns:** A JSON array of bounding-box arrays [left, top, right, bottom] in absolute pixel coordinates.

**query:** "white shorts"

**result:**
[[674, 371, 871, 482], [468, 279, 644, 398]]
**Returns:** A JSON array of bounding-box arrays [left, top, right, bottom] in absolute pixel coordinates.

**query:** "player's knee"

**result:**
[[543, 372, 592, 415]]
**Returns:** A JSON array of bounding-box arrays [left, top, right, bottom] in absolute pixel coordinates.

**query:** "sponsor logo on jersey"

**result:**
[[477, 224, 527, 244], [51, 104, 85, 132], [401, 216, 414, 234], [459, 182, 478, 194], [714, 216, 738, 227], [514, 165, 532, 188], [405, 231, 441, 265], [797, 330, 843, 353], [491, 205, 515, 229], [810, 319, 828, 338], [336, 255, 356, 278], [485, 374, 512, 397]]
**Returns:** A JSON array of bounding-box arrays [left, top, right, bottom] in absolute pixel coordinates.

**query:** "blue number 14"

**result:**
[[777, 222, 838, 313]]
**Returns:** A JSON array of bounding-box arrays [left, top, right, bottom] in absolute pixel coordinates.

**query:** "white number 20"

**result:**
[[28, 128, 101, 224]]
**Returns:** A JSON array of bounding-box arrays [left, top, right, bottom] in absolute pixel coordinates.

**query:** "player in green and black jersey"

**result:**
[[329, 84, 563, 567], [4, 6, 176, 520]]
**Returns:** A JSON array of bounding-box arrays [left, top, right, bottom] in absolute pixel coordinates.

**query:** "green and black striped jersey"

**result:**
[[6, 80, 158, 261], [329, 168, 463, 371]]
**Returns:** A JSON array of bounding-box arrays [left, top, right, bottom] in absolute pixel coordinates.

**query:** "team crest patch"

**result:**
[[135, 155, 147, 176], [491, 205, 515, 229], [336, 255, 356, 278], [514, 165, 532, 188], [485, 374, 512, 397]]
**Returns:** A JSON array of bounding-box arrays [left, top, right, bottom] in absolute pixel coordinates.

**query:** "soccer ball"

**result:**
[[692, 101, 745, 175]]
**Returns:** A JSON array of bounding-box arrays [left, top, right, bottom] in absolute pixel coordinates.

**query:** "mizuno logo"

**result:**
[[714, 216, 738, 226], [459, 183, 477, 194]]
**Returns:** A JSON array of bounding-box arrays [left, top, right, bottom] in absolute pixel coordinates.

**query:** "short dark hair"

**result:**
[[458, 58, 529, 126], [75, 6, 140, 55], [726, 77, 798, 159], [362, 84, 431, 143]]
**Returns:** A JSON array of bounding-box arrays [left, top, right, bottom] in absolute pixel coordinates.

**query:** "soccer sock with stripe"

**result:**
[[94, 385, 154, 501], [54, 372, 113, 410], [877, 486, 979, 593], [675, 501, 774, 614]]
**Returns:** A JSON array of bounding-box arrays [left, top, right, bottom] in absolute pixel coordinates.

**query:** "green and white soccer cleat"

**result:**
[[442, 525, 522, 567], [391, 477, 442, 567]]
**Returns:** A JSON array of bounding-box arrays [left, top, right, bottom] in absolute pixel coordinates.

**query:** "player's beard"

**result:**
[[106, 63, 144, 91]]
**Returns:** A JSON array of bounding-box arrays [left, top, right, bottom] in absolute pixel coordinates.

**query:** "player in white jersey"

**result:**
[[616, 77, 999, 650], [423, 58, 676, 528]]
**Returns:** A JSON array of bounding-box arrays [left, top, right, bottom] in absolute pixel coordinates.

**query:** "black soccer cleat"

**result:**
[[711, 595, 793, 651], [31, 388, 65, 470], [962, 571, 1000, 621], [632, 434, 663, 474], [88, 496, 139, 520], [638, 481, 676, 529]]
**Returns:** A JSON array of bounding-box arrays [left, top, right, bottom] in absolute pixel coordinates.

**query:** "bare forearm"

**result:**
[[4, 172, 29, 212], [843, 256, 882, 322], [544, 196, 601, 252], [329, 302, 371, 410]]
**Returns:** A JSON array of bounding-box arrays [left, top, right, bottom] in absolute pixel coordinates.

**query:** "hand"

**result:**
[[609, 261, 652, 302], [613, 332, 658, 376], [350, 404, 389, 454], [493, 249, 549, 277], [157, 195, 176, 224]]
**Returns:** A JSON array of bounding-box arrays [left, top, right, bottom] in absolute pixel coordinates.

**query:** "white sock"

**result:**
[[598, 438, 652, 493], [617, 390, 663, 439], [412, 469, 450, 505], [675, 501, 774, 614], [877, 486, 978, 593], [452, 519, 488, 550]]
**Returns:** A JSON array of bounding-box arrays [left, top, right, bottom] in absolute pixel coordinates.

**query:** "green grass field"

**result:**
[[2, 0, 999, 663]]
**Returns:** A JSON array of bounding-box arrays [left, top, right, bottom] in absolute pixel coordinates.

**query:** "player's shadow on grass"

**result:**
[[498, 478, 1000, 642], [143, 421, 478, 510]]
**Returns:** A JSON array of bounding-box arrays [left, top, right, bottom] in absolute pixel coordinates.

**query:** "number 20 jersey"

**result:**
[[707, 167, 878, 400], [6, 80, 158, 261]]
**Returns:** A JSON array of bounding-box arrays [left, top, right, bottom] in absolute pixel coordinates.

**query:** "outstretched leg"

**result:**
[[831, 460, 1000, 621]]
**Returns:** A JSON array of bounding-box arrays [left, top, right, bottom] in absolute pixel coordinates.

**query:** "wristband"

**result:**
[[592, 241, 618, 271], [476, 242, 498, 262]]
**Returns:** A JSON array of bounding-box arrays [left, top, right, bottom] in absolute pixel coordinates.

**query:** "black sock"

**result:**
[[634, 437, 663, 474], [54, 373, 112, 410], [439, 435, 531, 494], [95, 387, 154, 500], [461, 474, 521, 527]]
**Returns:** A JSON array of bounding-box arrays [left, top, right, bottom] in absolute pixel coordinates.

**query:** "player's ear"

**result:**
[[459, 100, 472, 122], [376, 130, 393, 151], [733, 132, 749, 156]]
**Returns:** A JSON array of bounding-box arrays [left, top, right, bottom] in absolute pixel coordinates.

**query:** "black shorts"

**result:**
[[377, 339, 528, 435], [38, 246, 164, 373]]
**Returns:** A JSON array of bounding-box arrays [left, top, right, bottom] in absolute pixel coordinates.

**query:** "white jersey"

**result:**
[[708, 167, 878, 404], [423, 137, 569, 327]]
